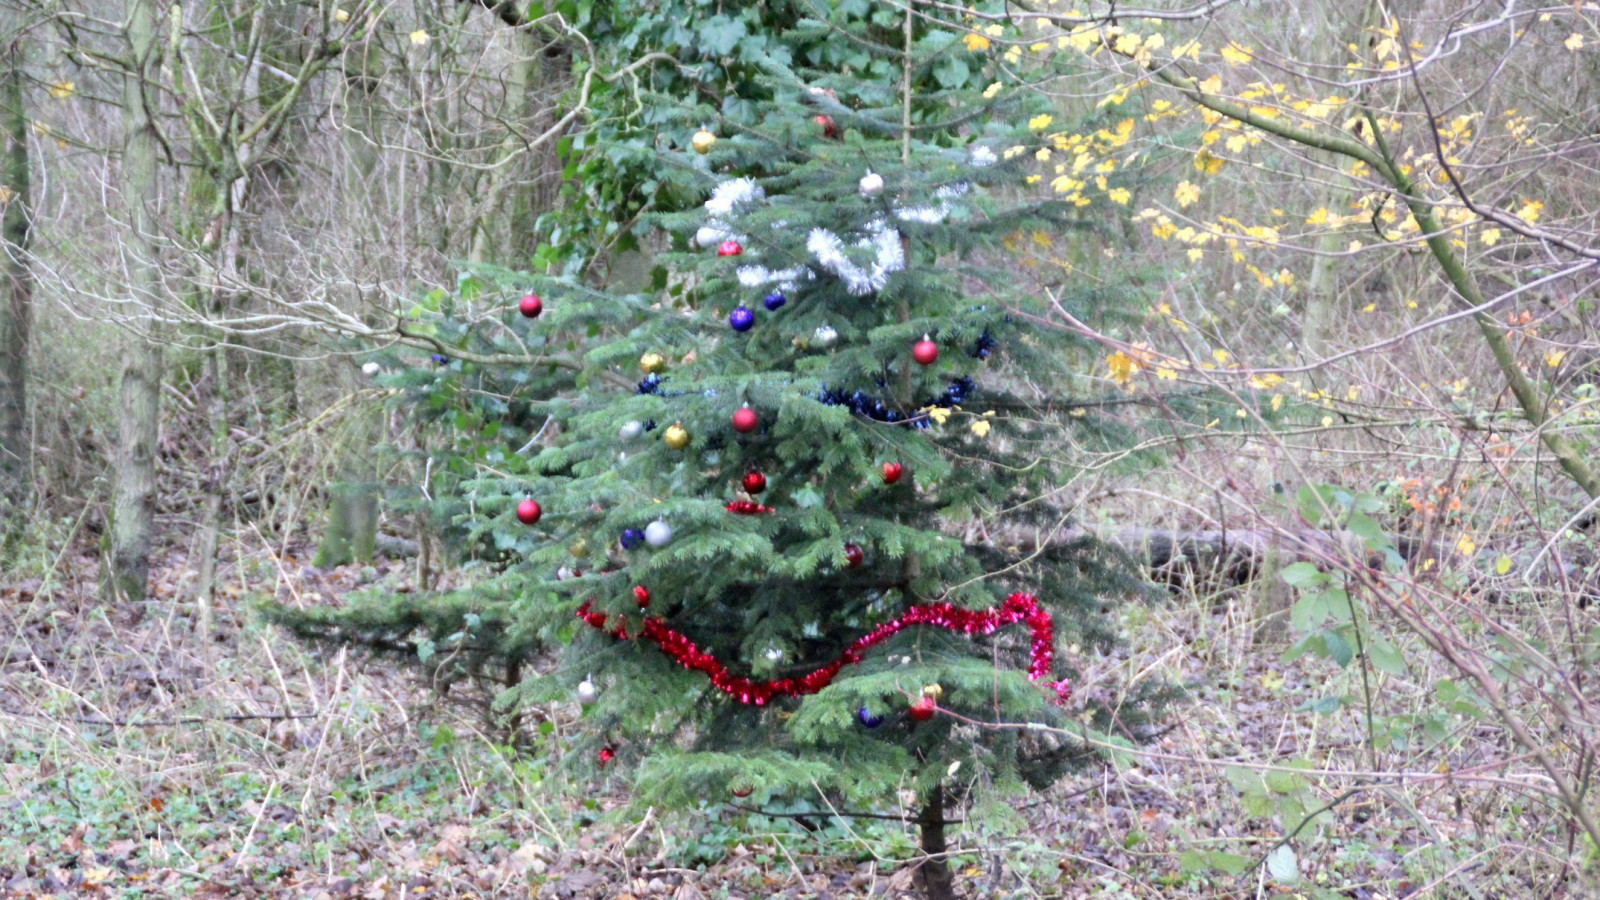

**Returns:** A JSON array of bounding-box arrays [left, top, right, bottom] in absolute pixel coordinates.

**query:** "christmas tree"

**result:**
[[271, 6, 1174, 896]]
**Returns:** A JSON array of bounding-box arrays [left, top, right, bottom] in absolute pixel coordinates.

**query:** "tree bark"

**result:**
[[0, 17, 31, 553], [311, 36, 386, 570], [914, 785, 956, 900], [109, 0, 166, 602]]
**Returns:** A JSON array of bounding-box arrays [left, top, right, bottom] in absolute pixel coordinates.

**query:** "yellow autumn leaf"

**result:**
[[1198, 74, 1222, 94], [334, 8, 349, 22], [1224, 133, 1250, 154], [1347, 240, 1363, 253], [1106, 350, 1140, 387], [1321, 415, 1333, 427], [1156, 367, 1177, 380], [1193, 147, 1224, 175], [1188, 248, 1204, 261], [926, 406, 951, 425], [983, 81, 1003, 99], [1107, 187, 1131, 205], [1271, 394, 1283, 412], [1516, 199, 1542, 224], [1545, 350, 1567, 368], [970, 419, 992, 438], [1212, 348, 1230, 365], [1565, 33, 1585, 51], [1456, 534, 1476, 558], [1174, 180, 1201, 207], [409, 29, 430, 46], [1221, 43, 1254, 66], [963, 32, 991, 52], [1478, 228, 1500, 246], [1028, 114, 1054, 132], [48, 81, 75, 100], [1305, 207, 1330, 225]]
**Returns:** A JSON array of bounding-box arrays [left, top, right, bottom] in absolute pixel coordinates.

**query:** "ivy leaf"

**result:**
[[1265, 844, 1299, 885], [697, 16, 747, 56], [933, 56, 970, 89]]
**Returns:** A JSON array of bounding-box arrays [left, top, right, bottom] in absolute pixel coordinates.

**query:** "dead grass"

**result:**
[[2, 532, 1596, 899]]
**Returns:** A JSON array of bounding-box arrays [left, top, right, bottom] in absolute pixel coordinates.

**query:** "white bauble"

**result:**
[[813, 324, 838, 348], [859, 171, 884, 197], [577, 680, 599, 705], [556, 566, 575, 581], [619, 420, 644, 441], [645, 520, 673, 547], [361, 361, 381, 375]]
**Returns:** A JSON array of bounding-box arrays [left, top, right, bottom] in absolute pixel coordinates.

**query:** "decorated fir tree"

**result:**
[[272, 8, 1176, 896]]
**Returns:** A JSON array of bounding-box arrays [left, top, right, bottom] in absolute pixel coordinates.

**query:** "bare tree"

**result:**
[[0, 8, 29, 553], [107, 0, 164, 602]]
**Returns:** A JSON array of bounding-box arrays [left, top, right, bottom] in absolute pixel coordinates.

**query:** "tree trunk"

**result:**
[[309, 38, 386, 570], [109, 0, 165, 602], [0, 19, 32, 554], [914, 785, 956, 900], [193, 343, 228, 636]]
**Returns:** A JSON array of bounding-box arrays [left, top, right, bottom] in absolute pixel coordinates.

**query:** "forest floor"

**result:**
[[0, 538, 1589, 899]]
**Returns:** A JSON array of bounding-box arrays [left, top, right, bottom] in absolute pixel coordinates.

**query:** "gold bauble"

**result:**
[[691, 129, 717, 154], [568, 538, 589, 558], [922, 683, 944, 702], [663, 423, 690, 450], [640, 352, 666, 374]]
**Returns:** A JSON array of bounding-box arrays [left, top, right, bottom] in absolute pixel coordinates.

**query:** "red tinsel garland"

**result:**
[[725, 500, 774, 515], [575, 592, 1065, 706]]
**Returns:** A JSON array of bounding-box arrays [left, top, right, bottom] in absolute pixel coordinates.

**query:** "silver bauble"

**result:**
[[859, 171, 884, 197], [645, 520, 673, 547], [813, 324, 838, 348], [619, 420, 644, 441], [577, 680, 599, 705]]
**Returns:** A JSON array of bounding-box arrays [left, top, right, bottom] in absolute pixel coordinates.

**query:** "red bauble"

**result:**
[[732, 407, 759, 433], [717, 240, 743, 257], [633, 585, 651, 608], [814, 114, 840, 139], [518, 293, 543, 318], [515, 499, 542, 525], [732, 786, 753, 799], [742, 471, 767, 494], [881, 462, 903, 484], [912, 336, 939, 366], [598, 746, 616, 766], [909, 696, 936, 721], [844, 543, 864, 569]]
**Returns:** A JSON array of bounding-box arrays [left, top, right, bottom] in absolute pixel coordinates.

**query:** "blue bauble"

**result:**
[[763, 291, 787, 311], [729, 306, 755, 332], [620, 528, 644, 550], [858, 706, 884, 728]]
